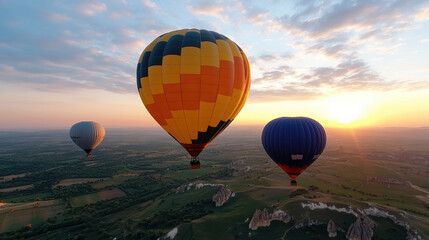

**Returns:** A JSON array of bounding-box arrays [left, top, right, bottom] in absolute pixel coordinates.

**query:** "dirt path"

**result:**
[[408, 181, 429, 204], [281, 226, 294, 240], [408, 181, 429, 195]]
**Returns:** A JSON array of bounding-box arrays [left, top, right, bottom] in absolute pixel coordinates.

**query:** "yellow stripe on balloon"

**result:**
[[141, 77, 155, 105], [171, 111, 192, 144], [148, 66, 164, 94], [165, 118, 185, 143], [198, 101, 215, 132], [221, 88, 243, 122], [201, 42, 219, 67], [162, 55, 181, 84], [226, 39, 241, 58], [180, 47, 201, 74], [184, 110, 199, 140], [209, 95, 231, 127], [216, 39, 234, 62]]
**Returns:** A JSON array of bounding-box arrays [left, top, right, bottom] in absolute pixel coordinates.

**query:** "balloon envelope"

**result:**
[[137, 29, 251, 162], [261, 117, 327, 180], [70, 121, 105, 156]]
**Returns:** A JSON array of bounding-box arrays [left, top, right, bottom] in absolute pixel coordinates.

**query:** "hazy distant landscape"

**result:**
[[0, 126, 428, 239]]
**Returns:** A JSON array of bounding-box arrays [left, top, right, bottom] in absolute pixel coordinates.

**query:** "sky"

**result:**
[[1, 0, 429, 130]]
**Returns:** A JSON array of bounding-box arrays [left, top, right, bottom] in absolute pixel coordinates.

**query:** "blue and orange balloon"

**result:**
[[262, 117, 327, 184]]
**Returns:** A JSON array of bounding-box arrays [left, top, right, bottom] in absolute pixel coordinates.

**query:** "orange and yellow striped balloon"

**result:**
[[137, 29, 251, 162]]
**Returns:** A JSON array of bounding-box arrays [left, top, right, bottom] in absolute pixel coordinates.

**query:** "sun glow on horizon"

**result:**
[[329, 102, 362, 124], [323, 93, 372, 127]]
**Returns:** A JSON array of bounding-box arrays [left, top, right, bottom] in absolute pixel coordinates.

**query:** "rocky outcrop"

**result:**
[[176, 182, 224, 193], [212, 187, 233, 207], [327, 219, 337, 238], [301, 202, 358, 216], [363, 206, 422, 240], [301, 201, 422, 240], [249, 209, 271, 230], [346, 215, 375, 240], [271, 209, 292, 223], [249, 208, 292, 230]]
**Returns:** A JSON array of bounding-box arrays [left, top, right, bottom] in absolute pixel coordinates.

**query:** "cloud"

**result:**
[[235, 1, 271, 26], [0, 1, 173, 94], [141, 0, 159, 9], [240, 0, 429, 102], [48, 13, 71, 22], [188, 2, 226, 17], [415, 7, 429, 21], [0, 0, 427, 103], [276, 0, 428, 40], [78, 2, 107, 16], [248, 54, 417, 102], [301, 59, 382, 90]]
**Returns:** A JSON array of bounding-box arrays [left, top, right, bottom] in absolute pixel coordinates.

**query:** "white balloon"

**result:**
[[70, 121, 105, 157]]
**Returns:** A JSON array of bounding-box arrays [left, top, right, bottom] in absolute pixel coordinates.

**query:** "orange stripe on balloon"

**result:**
[[200, 65, 219, 103], [233, 56, 245, 90], [181, 74, 200, 110], [218, 60, 234, 96], [241, 50, 251, 82], [152, 94, 173, 119], [145, 103, 167, 126], [163, 83, 183, 111]]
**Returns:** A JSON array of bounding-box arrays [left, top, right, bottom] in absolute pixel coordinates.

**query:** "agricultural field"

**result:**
[[0, 127, 428, 239]]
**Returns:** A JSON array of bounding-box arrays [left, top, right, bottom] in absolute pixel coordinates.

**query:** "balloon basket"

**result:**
[[290, 180, 297, 186], [86, 154, 93, 158], [190, 157, 201, 170]]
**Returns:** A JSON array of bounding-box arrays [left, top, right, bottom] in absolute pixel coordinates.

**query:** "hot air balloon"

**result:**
[[70, 121, 105, 157], [137, 29, 251, 169], [261, 117, 327, 185]]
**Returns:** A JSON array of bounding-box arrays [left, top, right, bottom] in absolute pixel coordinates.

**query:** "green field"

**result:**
[[0, 127, 428, 239]]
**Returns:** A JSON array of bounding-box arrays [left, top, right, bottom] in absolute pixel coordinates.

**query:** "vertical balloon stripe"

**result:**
[[198, 30, 220, 135], [148, 41, 169, 128], [180, 30, 201, 140], [205, 47, 250, 144], [137, 52, 143, 89], [162, 34, 189, 143], [206, 49, 251, 144], [228, 49, 251, 120], [306, 119, 316, 156], [149, 35, 187, 143], [207, 38, 234, 129]]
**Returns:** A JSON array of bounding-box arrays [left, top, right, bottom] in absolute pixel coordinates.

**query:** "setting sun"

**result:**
[[329, 103, 362, 124]]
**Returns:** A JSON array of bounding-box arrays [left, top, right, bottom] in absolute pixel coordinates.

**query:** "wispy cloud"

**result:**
[[48, 13, 71, 22], [241, 0, 429, 102], [415, 6, 429, 21], [277, 0, 427, 40], [248, 53, 424, 102], [0, 0, 172, 93], [78, 2, 107, 16], [189, 3, 226, 17], [141, 0, 159, 9], [0, 0, 427, 103]]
